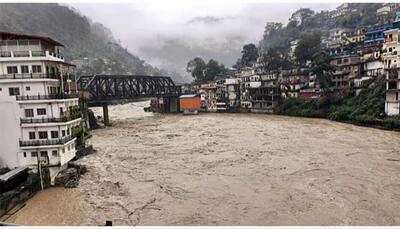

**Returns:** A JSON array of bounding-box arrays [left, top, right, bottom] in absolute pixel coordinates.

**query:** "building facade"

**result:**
[[0, 32, 81, 183]]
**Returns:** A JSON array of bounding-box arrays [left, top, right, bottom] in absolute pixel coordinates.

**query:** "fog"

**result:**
[[70, 1, 338, 81]]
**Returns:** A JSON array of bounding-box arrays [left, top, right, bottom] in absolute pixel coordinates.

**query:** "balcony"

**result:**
[[16, 93, 79, 101], [19, 135, 75, 147], [20, 113, 81, 124], [0, 50, 63, 60], [0, 73, 61, 80], [31, 51, 46, 57]]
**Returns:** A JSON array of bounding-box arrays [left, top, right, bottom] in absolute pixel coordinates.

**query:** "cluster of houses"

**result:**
[[182, 4, 400, 116]]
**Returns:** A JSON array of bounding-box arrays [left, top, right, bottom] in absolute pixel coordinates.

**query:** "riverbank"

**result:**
[[277, 81, 400, 131], [5, 102, 400, 226]]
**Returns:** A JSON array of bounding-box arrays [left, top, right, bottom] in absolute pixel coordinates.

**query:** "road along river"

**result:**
[[6, 101, 400, 226]]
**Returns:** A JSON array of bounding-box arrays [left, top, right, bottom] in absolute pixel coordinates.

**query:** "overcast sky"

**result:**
[[69, 2, 339, 81]]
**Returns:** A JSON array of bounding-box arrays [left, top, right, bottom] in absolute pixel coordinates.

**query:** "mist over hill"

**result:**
[[71, 2, 338, 82]]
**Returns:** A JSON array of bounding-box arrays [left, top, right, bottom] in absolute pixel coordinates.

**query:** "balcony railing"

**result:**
[[0, 50, 63, 60], [20, 113, 81, 124], [19, 135, 75, 147], [31, 51, 46, 57], [16, 93, 79, 101], [13, 51, 30, 57], [49, 52, 64, 59], [0, 51, 11, 57], [0, 73, 61, 80]]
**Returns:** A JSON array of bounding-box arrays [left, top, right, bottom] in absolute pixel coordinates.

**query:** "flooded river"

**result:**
[[6, 101, 400, 225]]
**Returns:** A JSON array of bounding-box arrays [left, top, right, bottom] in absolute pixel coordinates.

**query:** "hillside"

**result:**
[[258, 3, 383, 53], [0, 3, 173, 79]]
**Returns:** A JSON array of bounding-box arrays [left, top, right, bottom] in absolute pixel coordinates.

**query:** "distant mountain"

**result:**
[[0, 3, 183, 81]]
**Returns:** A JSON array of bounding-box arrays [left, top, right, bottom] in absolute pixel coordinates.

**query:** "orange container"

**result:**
[[179, 94, 201, 111]]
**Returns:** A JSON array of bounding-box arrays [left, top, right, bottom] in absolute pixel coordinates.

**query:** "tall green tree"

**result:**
[[289, 8, 315, 29], [258, 47, 292, 71], [204, 59, 226, 81], [241, 43, 259, 67], [294, 31, 322, 66], [311, 50, 335, 90], [187, 57, 226, 82], [233, 43, 259, 70], [186, 57, 206, 81]]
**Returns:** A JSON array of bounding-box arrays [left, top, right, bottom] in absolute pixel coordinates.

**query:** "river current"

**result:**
[[6, 101, 400, 225]]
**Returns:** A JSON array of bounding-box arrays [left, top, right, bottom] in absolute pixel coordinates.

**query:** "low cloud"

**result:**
[[186, 16, 235, 25]]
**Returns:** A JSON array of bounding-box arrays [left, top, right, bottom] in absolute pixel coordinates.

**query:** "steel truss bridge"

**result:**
[[77, 75, 180, 105], [77, 75, 181, 125]]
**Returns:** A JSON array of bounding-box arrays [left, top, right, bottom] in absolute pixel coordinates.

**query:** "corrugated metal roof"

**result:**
[[0, 166, 28, 182], [179, 94, 198, 98]]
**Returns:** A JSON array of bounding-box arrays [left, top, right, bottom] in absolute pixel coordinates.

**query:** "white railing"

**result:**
[[0, 50, 63, 60]]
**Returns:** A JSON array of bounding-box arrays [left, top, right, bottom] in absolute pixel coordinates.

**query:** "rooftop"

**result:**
[[180, 94, 199, 98], [0, 31, 64, 47]]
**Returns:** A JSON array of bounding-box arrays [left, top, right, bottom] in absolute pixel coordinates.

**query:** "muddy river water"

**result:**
[[6, 101, 400, 226]]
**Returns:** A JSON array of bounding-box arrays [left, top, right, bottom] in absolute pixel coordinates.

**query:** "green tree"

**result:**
[[294, 31, 322, 66], [241, 43, 259, 67], [186, 57, 206, 81], [311, 50, 335, 90], [233, 44, 259, 70], [204, 59, 226, 81], [289, 8, 315, 29], [258, 47, 292, 71]]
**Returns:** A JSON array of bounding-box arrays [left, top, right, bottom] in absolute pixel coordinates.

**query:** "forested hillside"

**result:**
[[0, 3, 170, 78]]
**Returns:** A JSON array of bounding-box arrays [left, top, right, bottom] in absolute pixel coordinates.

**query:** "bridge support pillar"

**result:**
[[102, 104, 110, 126]]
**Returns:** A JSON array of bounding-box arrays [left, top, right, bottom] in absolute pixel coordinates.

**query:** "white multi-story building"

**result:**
[[383, 28, 400, 115], [0, 32, 81, 183]]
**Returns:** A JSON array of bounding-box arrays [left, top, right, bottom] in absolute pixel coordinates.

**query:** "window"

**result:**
[[389, 81, 397, 90], [52, 150, 58, 157], [7, 66, 18, 74], [31, 152, 38, 157], [60, 107, 64, 116], [21, 65, 29, 74], [25, 86, 30, 91], [37, 108, 46, 115], [40, 151, 48, 157], [62, 130, 66, 137], [38, 131, 48, 139], [67, 128, 70, 135], [51, 131, 59, 139], [23, 152, 26, 158], [0, 88, 2, 91], [8, 87, 20, 96], [29, 132, 35, 140], [32, 65, 42, 73], [24, 109, 34, 118]]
